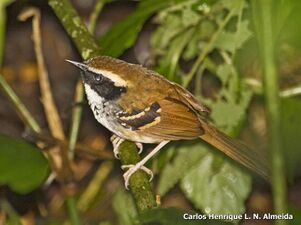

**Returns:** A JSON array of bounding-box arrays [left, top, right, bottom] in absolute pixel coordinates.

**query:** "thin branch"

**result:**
[[0, 0, 14, 66], [182, 4, 238, 88], [245, 78, 301, 98], [68, 80, 84, 159], [36, 132, 113, 160], [280, 85, 301, 98], [0, 75, 41, 133], [19, 8, 65, 140], [0, 198, 21, 225], [77, 161, 113, 212], [18, 8, 74, 182], [88, 0, 108, 34]]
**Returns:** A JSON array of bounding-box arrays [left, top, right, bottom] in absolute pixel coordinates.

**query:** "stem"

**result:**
[[0, 2, 6, 66], [77, 161, 113, 212], [66, 197, 81, 225], [183, 6, 236, 88], [68, 80, 84, 159], [253, 1, 287, 224], [88, 0, 107, 34], [0, 75, 41, 133], [280, 85, 301, 98], [0, 199, 22, 225]]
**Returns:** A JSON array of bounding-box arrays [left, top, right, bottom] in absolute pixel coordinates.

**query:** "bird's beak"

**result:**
[[65, 59, 87, 71]]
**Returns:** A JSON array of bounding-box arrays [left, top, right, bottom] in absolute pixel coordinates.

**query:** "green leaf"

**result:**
[[139, 207, 232, 225], [180, 147, 251, 223], [112, 188, 138, 225], [214, 20, 252, 53], [220, 0, 244, 15], [210, 89, 252, 134], [183, 21, 215, 60], [151, 14, 183, 52], [99, 0, 187, 57], [0, 135, 49, 194], [157, 142, 208, 196], [155, 28, 194, 80]]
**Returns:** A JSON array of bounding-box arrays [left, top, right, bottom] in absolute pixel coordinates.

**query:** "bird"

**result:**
[[66, 56, 270, 188]]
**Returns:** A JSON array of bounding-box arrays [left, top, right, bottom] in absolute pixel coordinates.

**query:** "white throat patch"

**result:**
[[88, 67, 127, 87], [84, 84, 104, 105]]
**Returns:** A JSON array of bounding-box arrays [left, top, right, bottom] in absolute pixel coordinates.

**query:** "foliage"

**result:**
[[112, 188, 138, 225], [98, 0, 188, 58], [0, 135, 49, 193]]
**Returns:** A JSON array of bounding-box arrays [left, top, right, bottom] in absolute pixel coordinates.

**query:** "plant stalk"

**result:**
[[253, 1, 287, 224]]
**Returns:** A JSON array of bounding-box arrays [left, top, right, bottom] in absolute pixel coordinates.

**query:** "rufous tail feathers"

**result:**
[[199, 121, 270, 180]]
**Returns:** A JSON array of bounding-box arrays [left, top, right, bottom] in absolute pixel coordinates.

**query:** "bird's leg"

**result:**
[[110, 134, 143, 158], [121, 141, 170, 189]]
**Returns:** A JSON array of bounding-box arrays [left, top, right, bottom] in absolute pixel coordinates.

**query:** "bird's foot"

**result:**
[[121, 163, 153, 189], [110, 135, 143, 158], [110, 135, 125, 158]]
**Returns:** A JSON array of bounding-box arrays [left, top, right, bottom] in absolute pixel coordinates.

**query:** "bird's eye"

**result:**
[[94, 74, 102, 82]]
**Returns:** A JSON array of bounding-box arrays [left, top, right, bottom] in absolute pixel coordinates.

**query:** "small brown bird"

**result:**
[[67, 56, 269, 188]]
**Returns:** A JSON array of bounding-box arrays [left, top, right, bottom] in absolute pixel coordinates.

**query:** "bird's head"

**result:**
[[66, 56, 137, 100]]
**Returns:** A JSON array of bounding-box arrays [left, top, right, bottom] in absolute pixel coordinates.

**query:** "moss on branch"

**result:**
[[48, 0, 100, 60], [118, 141, 157, 211]]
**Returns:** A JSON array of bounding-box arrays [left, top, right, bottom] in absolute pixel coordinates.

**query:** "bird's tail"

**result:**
[[199, 121, 270, 181]]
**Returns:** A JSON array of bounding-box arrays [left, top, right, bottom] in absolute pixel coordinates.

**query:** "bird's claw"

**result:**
[[136, 142, 143, 154], [121, 164, 153, 189], [110, 135, 143, 159], [110, 135, 124, 159]]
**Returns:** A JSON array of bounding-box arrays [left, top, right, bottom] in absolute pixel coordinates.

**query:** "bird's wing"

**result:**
[[117, 98, 204, 140], [172, 82, 210, 114]]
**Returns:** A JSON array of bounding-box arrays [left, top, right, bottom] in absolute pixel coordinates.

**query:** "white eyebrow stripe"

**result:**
[[88, 67, 127, 87]]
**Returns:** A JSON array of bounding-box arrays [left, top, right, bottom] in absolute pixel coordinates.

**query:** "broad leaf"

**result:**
[[214, 21, 252, 53], [210, 89, 252, 134], [157, 142, 208, 196], [180, 148, 251, 222], [0, 135, 49, 194], [112, 188, 138, 225], [99, 0, 187, 57]]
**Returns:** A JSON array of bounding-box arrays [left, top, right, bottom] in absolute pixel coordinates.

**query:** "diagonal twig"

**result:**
[[18, 8, 74, 185]]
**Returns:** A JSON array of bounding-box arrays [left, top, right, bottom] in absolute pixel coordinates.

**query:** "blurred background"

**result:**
[[0, 0, 301, 225]]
